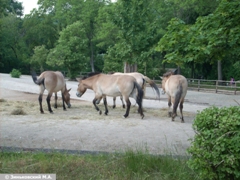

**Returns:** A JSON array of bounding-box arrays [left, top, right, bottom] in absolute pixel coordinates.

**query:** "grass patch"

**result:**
[[0, 150, 198, 180], [0, 98, 6, 102], [11, 108, 27, 115]]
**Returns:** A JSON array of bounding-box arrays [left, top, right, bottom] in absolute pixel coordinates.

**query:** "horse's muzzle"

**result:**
[[161, 89, 165, 95], [76, 92, 82, 97], [68, 103, 71, 108]]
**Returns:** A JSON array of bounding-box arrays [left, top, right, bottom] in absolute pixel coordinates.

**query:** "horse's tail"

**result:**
[[31, 71, 44, 86], [173, 83, 182, 115], [133, 81, 144, 118], [143, 76, 160, 100]]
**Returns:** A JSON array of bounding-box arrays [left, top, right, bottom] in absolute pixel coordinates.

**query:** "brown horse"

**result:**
[[31, 71, 71, 114], [113, 72, 160, 107], [76, 73, 144, 119], [97, 72, 160, 108], [161, 72, 188, 123]]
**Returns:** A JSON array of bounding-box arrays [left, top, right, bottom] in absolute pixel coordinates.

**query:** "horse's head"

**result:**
[[63, 88, 71, 108], [76, 79, 87, 97], [160, 71, 173, 93]]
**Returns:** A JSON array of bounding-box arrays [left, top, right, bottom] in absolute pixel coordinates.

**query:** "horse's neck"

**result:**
[[83, 78, 95, 89]]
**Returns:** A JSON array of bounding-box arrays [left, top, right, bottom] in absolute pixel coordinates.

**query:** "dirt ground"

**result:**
[[0, 73, 239, 155]]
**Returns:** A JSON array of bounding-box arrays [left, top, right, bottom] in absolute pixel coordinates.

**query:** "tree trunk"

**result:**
[[191, 61, 195, 78], [217, 60, 222, 80], [90, 40, 95, 72], [177, 66, 181, 74], [124, 62, 137, 73]]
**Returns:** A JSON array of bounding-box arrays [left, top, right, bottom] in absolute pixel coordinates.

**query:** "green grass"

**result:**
[[0, 150, 198, 180]]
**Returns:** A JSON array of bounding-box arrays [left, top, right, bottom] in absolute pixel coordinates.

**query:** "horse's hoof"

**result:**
[[105, 112, 108, 115], [50, 112, 54, 114], [41, 112, 44, 114], [112, 105, 116, 109], [123, 115, 128, 118], [141, 114, 144, 119], [123, 105, 125, 108], [168, 112, 172, 117], [99, 110, 102, 115]]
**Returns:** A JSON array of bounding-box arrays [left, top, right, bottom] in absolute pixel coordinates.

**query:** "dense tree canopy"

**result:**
[[0, 0, 239, 80]]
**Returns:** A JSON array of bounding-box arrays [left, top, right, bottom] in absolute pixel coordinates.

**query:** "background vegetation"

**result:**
[[1, 0, 239, 80]]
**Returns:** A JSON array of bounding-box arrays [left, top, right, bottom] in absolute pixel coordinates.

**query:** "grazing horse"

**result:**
[[161, 72, 188, 123], [97, 72, 160, 108], [76, 73, 144, 119], [31, 71, 71, 114]]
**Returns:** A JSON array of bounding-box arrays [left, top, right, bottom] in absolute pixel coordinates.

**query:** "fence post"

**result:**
[[198, 79, 200, 91], [234, 82, 237, 95], [215, 80, 218, 93]]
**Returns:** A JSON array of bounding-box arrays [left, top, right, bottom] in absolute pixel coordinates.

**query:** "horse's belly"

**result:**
[[102, 87, 121, 97]]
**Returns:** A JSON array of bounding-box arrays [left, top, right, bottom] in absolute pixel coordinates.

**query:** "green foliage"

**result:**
[[188, 106, 240, 180], [31, 45, 49, 72], [47, 21, 89, 79], [10, 69, 21, 78], [156, 0, 240, 79]]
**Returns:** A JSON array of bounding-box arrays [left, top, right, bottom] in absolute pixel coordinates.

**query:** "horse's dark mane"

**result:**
[[82, 72, 101, 80], [163, 71, 173, 77]]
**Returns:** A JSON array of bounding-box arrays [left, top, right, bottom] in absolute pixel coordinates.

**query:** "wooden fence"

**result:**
[[153, 79, 240, 95]]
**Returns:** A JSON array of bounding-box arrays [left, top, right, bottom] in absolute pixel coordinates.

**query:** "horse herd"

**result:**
[[31, 71, 188, 123]]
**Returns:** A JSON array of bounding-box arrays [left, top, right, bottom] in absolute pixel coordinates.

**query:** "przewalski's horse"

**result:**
[[108, 72, 160, 108], [76, 73, 144, 119], [31, 71, 71, 114], [161, 72, 188, 123]]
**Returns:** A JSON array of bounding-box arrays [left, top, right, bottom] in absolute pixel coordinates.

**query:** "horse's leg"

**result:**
[[123, 98, 131, 118], [54, 92, 58, 108], [96, 97, 102, 104], [103, 96, 108, 115], [93, 98, 102, 115], [38, 93, 44, 114], [120, 96, 125, 108], [112, 97, 116, 109], [46, 93, 53, 113], [172, 96, 178, 121], [61, 92, 67, 111], [179, 99, 184, 123], [168, 96, 172, 117]]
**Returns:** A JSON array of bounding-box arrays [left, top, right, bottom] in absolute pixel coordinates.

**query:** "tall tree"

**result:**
[[47, 21, 88, 78], [156, 0, 240, 80], [107, 0, 160, 73]]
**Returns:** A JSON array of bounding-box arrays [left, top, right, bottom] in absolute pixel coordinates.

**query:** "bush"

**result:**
[[187, 106, 240, 180], [10, 69, 21, 78]]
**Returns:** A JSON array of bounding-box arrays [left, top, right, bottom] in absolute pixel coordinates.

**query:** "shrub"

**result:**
[[187, 106, 240, 180], [10, 69, 21, 78]]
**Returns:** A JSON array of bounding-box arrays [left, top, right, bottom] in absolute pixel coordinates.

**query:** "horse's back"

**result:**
[[113, 72, 144, 87], [40, 71, 66, 92], [97, 74, 136, 96]]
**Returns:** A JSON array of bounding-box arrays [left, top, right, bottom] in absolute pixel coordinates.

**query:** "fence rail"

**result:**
[[153, 79, 240, 95]]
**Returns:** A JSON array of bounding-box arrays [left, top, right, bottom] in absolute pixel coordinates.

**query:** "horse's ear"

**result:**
[[68, 88, 71, 92], [159, 76, 163, 79], [76, 78, 81, 82]]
